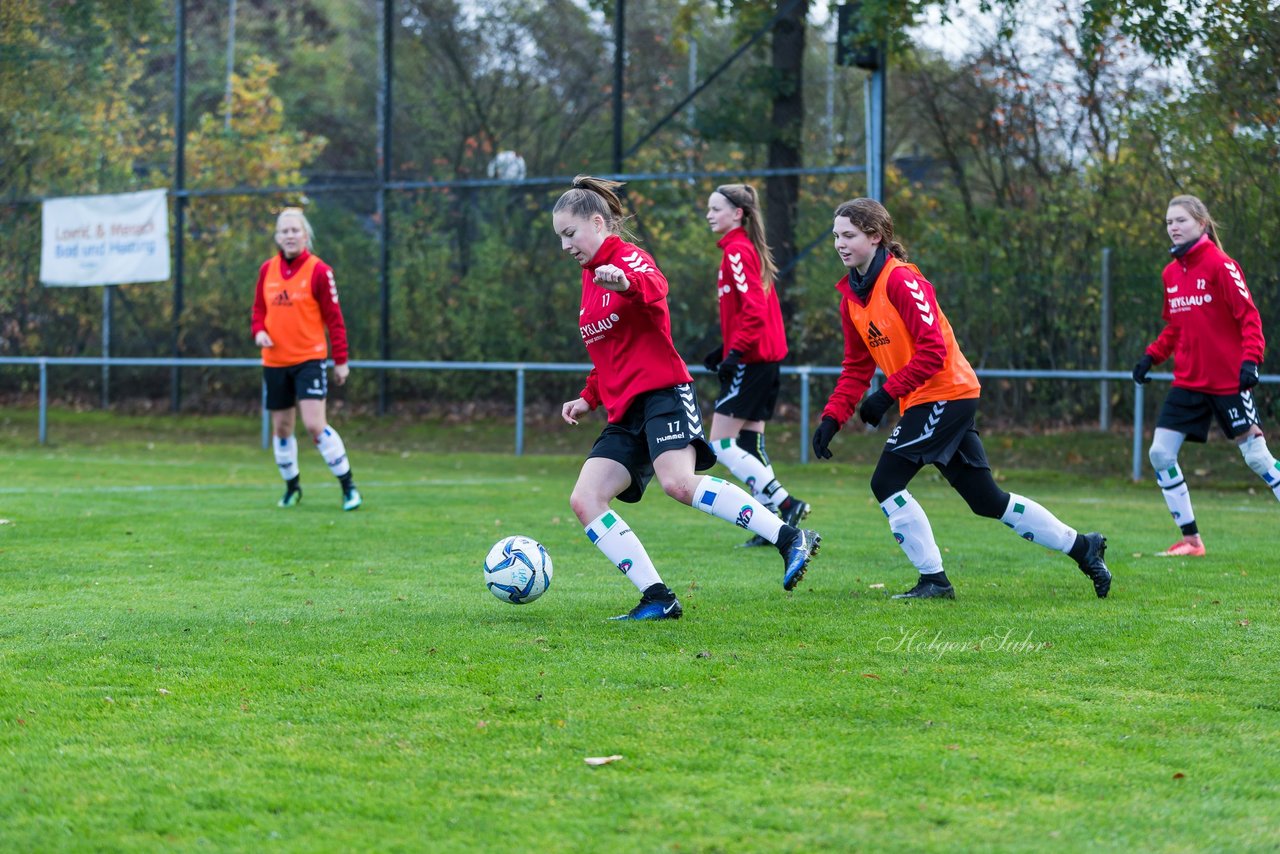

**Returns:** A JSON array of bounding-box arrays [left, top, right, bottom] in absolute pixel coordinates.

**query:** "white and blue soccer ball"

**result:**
[[484, 535, 552, 604]]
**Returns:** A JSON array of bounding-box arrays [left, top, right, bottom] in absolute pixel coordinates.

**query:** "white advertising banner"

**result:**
[[40, 189, 170, 286]]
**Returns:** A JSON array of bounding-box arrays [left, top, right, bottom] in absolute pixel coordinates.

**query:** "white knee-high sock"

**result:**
[[273, 435, 299, 481], [314, 426, 351, 478], [711, 439, 784, 510], [1239, 435, 1280, 502], [880, 490, 944, 574], [1000, 494, 1077, 554], [691, 476, 786, 543], [584, 510, 662, 593], [1154, 462, 1196, 528]]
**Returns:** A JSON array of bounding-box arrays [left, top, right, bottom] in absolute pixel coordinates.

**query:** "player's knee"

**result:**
[[1148, 430, 1182, 471], [1239, 434, 1277, 478], [869, 469, 907, 504], [657, 474, 695, 505], [942, 466, 1008, 518], [1148, 443, 1176, 472], [568, 490, 597, 525], [962, 484, 1010, 519]]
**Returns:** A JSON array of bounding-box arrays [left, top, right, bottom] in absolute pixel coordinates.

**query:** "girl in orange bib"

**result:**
[[811, 198, 1110, 600], [251, 208, 361, 511]]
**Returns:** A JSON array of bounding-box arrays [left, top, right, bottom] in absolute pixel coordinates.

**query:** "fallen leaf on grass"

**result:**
[[868, 583, 885, 589], [1239, 620, 1251, 627], [1172, 772, 1185, 779], [0, 519, 12, 525], [862, 673, 881, 679], [157, 688, 171, 695], [584, 755, 623, 767]]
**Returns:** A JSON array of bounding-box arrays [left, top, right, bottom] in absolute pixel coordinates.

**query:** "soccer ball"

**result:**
[[484, 535, 552, 604]]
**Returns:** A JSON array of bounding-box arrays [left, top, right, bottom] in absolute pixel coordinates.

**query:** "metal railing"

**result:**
[[1, 356, 1273, 481]]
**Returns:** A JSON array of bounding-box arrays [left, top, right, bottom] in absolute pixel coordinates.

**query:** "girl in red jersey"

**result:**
[[553, 176, 821, 620], [702, 184, 810, 547], [1132, 194, 1278, 556], [811, 198, 1110, 600], [251, 208, 361, 511]]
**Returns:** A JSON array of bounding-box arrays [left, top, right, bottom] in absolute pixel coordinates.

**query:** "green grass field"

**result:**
[[1, 408, 1278, 851]]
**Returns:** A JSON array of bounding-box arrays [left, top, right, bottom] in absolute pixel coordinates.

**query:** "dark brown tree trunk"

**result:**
[[766, 0, 807, 312]]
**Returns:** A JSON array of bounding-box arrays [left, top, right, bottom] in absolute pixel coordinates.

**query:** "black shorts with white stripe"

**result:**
[[588, 384, 718, 503], [1156, 386, 1262, 442], [884, 397, 989, 469]]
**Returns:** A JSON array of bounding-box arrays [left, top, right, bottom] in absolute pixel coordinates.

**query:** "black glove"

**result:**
[[811, 416, 839, 459], [1240, 360, 1260, 391], [702, 346, 723, 373], [716, 349, 744, 382], [1132, 354, 1154, 385], [858, 388, 894, 427]]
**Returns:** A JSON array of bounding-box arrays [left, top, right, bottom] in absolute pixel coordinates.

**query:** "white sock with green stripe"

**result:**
[[710, 438, 782, 510], [880, 491, 944, 575], [584, 510, 662, 593], [691, 476, 785, 542], [273, 435, 299, 480], [1154, 463, 1196, 529], [999, 494, 1077, 553]]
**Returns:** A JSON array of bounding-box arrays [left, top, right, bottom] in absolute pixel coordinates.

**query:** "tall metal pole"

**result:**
[[224, 0, 237, 130], [864, 63, 886, 201], [612, 0, 625, 174], [826, 38, 835, 163], [376, 0, 393, 414], [171, 0, 187, 412], [1099, 247, 1112, 430]]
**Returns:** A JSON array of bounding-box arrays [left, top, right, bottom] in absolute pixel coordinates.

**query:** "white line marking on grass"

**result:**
[[0, 477, 526, 496]]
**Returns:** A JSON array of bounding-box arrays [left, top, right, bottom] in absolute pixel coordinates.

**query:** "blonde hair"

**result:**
[[552, 175, 635, 240], [714, 183, 778, 291], [275, 207, 314, 250], [833, 198, 908, 261], [1168, 194, 1223, 251]]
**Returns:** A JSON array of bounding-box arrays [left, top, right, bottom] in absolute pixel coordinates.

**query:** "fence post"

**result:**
[[102, 285, 112, 409], [1099, 247, 1111, 430], [1132, 381, 1144, 482], [799, 367, 811, 464], [261, 381, 270, 449], [39, 359, 48, 445], [515, 367, 526, 457]]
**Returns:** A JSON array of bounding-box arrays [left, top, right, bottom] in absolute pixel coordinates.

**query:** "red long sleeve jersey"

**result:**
[[250, 250, 350, 365], [577, 235, 693, 422], [716, 227, 788, 363], [821, 259, 979, 426], [1147, 235, 1265, 395]]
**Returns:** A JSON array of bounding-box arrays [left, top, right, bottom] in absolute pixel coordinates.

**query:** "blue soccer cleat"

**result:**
[[610, 583, 683, 621], [781, 527, 821, 591]]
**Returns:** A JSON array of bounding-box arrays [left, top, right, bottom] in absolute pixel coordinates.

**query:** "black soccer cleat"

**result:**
[[780, 528, 821, 591], [278, 484, 302, 508], [891, 576, 956, 600], [1076, 531, 1111, 598], [738, 532, 771, 548], [780, 496, 811, 528], [609, 583, 683, 621]]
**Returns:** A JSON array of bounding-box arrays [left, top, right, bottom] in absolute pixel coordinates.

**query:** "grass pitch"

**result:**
[[1, 408, 1277, 851]]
